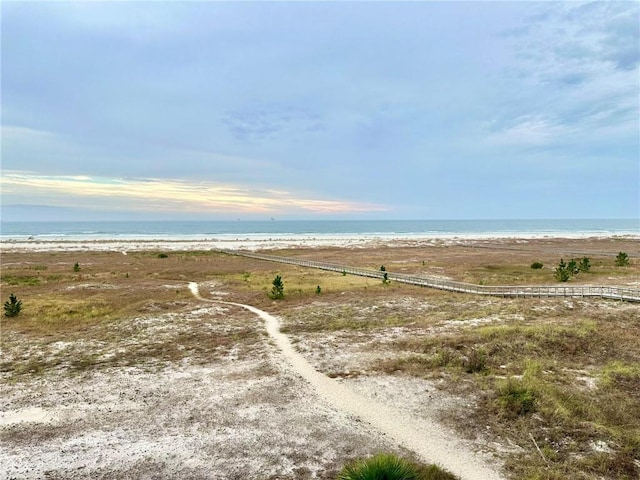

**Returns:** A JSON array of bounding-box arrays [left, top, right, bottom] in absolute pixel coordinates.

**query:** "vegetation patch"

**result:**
[[1, 274, 41, 286], [4, 293, 22, 317], [599, 361, 640, 395], [337, 453, 458, 480], [1, 241, 638, 479], [494, 377, 537, 417]]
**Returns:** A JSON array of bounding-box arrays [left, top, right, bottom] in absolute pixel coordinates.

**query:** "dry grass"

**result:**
[[277, 237, 640, 286], [2, 240, 639, 479], [313, 306, 639, 479]]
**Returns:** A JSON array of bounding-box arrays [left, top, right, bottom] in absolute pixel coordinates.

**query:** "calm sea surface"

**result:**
[[1, 219, 638, 240]]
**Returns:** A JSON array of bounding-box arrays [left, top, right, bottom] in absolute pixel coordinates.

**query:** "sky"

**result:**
[[1, 1, 639, 221]]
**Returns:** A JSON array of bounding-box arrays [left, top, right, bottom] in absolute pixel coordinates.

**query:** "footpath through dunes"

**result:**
[[189, 282, 504, 480], [219, 250, 640, 303]]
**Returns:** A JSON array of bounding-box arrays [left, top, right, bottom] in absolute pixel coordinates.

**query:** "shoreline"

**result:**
[[2, 232, 639, 253]]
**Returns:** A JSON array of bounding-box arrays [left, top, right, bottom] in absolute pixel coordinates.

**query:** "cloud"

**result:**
[[223, 105, 324, 142], [0, 172, 387, 216], [507, 2, 639, 74], [2, 125, 58, 141], [485, 2, 639, 152], [486, 115, 573, 146], [508, 2, 638, 89], [2, 2, 637, 219]]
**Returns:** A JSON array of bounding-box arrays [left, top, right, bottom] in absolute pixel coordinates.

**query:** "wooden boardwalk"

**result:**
[[220, 250, 640, 303]]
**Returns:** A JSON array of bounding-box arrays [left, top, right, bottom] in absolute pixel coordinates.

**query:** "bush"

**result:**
[[4, 293, 22, 317], [463, 348, 487, 373], [579, 257, 591, 272], [554, 259, 571, 282], [316, 285, 322, 295], [615, 252, 629, 267], [380, 265, 386, 272], [530, 262, 544, 269], [157, 253, 169, 259], [567, 258, 579, 275], [337, 453, 458, 480], [434, 348, 456, 367], [73, 262, 81, 272], [270, 275, 284, 299], [554, 256, 591, 280], [495, 378, 536, 417], [418, 465, 459, 480]]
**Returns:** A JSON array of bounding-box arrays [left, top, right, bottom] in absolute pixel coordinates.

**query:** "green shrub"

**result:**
[[554, 259, 571, 282], [316, 285, 322, 295], [579, 257, 591, 272], [380, 265, 386, 272], [418, 464, 459, 480], [567, 258, 579, 275], [4, 293, 22, 317], [270, 275, 284, 299], [495, 378, 536, 417], [530, 262, 544, 269], [157, 253, 169, 259], [434, 348, 457, 367], [337, 453, 420, 480], [337, 453, 458, 480], [73, 262, 81, 272], [615, 252, 629, 266]]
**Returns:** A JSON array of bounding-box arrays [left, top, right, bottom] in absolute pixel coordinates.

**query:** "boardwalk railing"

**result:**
[[219, 250, 640, 303]]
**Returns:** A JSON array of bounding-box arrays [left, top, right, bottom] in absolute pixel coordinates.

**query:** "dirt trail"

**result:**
[[189, 282, 504, 480]]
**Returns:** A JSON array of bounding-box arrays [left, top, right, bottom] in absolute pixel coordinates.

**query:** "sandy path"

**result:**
[[189, 282, 503, 480]]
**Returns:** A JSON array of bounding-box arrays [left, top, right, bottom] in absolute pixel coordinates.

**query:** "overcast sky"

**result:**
[[2, 1, 638, 221]]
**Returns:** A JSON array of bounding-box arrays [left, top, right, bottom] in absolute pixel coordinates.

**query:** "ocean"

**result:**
[[1, 219, 638, 241]]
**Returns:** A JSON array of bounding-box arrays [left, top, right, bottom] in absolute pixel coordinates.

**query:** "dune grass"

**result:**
[[2, 243, 638, 479], [337, 453, 458, 480], [372, 313, 639, 480]]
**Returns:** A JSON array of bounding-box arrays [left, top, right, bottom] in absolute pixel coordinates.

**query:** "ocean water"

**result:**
[[1, 219, 638, 241]]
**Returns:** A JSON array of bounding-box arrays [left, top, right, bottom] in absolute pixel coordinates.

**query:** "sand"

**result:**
[[2, 236, 638, 479], [189, 282, 502, 480]]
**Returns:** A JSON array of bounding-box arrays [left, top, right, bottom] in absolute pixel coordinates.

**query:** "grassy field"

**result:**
[[1, 238, 639, 479]]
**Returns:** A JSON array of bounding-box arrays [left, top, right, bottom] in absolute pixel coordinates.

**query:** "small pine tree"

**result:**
[[73, 262, 80, 272], [4, 293, 22, 317], [615, 252, 629, 267], [567, 259, 579, 276], [555, 259, 571, 282], [382, 272, 389, 285], [315, 285, 322, 295], [579, 257, 591, 272], [270, 275, 284, 299]]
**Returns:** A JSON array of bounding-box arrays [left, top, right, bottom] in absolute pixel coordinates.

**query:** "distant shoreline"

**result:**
[[2, 232, 639, 253], [2, 218, 638, 252]]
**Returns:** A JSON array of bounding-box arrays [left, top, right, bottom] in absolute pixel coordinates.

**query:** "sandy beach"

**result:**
[[1, 237, 639, 479]]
